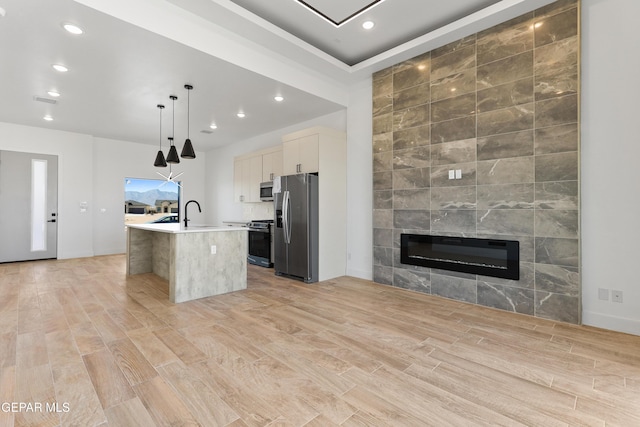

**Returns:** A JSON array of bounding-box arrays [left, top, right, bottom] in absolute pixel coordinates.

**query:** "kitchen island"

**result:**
[[126, 223, 248, 303]]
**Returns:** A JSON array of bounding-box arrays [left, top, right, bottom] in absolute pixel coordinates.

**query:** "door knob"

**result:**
[[47, 219, 56, 223]]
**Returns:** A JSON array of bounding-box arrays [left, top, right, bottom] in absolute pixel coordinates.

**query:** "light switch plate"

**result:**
[[598, 288, 609, 301], [612, 290, 623, 303]]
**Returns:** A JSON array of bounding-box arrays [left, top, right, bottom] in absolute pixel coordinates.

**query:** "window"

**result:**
[[124, 177, 180, 225]]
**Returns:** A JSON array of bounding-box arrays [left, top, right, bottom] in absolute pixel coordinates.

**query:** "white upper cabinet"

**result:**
[[233, 154, 262, 202], [282, 134, 319, 175], [234, 145, 282, 203], [262, 147, 283, 182]]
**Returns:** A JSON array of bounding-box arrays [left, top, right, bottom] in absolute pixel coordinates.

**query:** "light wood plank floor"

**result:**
[[1, 255, 639, 426]]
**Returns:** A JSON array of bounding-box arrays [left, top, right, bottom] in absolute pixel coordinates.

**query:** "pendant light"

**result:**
[[166, 95, 180, 164], [181, 84, 196, 159], [154, 104, 167, 167]]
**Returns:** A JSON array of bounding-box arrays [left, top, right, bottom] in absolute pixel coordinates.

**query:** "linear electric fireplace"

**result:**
[[401, 234, 519, 280]]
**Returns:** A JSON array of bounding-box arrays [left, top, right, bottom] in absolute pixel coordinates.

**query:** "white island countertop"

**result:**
[[127, 223, 247, 234]]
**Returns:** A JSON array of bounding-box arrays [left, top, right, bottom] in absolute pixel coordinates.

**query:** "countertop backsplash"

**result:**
[[243, 202, 274, 221]]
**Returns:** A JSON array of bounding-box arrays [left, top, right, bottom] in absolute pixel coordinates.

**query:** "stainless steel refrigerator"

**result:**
[[273, 173, 319, 283]]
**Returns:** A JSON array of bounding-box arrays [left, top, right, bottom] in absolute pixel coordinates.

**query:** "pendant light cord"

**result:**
[[187, 88, 190, 139], [169, 95, 177, 147], [157, 104, 165, 149], [172, 97, 175, 146]]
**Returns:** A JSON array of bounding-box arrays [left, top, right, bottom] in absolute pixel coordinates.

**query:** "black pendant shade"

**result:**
[[181, 138, 196, 159], [181, 84, 196, 159], [166, 145, 180, 163], [154, 150, 167, 167], [166, 137, 180, 164], [154, 104, 167, 167]]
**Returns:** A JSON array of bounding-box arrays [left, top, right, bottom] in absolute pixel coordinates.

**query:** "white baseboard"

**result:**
[[57, 250, 94, 260], [346, 267, 373, 281], [582, 311, 640, 336], [93, 247, 126, 257]]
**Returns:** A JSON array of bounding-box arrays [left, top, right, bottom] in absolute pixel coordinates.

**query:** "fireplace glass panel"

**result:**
[[401, 234, 519, 280]]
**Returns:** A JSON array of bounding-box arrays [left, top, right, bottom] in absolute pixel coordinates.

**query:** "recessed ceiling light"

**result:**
[[362, 21, 375, 30], [47, 90, 60, 97], [237, 112, 245, 118], [274, 95, 284, 102], [210, 123, 217, 129], [43, 115, 53, 121], [0, 7, 6, 18], [63, 23, 83, 35], [52, 64, 68, 72]]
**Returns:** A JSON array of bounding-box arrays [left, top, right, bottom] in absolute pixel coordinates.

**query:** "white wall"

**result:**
[[204, 111, 347, 226], [92, 137, 206, 255], [0, 122, 95, 259], [346, 78, 374, 279], [0, 122, 207, 259], [581, 0, 640, 335]]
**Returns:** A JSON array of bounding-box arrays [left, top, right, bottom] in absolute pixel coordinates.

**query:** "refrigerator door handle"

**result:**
[[282, 190, 291, 244], [285, 190, 292, 244], [282, 190, 287, 243]]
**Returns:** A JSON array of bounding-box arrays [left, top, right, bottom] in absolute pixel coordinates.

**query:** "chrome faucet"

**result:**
[[183, 200, 201, 227]]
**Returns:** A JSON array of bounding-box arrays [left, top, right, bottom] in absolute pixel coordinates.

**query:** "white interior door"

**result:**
[[0, 150, 58, 262]]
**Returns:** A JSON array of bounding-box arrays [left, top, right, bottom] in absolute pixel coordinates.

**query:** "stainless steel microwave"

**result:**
[[260, 181, 274, 201]]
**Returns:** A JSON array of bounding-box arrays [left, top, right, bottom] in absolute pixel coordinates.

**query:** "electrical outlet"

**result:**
[[612, 290, 623, 303], [598, 288, 609, 301], [448, 170, 455, 180], [455, 169, 462, 179], [210, 245, 217, 255]]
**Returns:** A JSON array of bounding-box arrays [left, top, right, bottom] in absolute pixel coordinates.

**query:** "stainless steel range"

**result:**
[[247, 219, 274, 268]]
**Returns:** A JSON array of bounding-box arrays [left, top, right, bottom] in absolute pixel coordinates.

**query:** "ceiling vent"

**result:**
[[33, 96, 58, 105], [200, 129, 213, 134]]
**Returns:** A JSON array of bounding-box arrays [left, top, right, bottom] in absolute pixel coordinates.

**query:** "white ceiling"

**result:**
[[0, 0, 557, 152], [229, 0, 503, 65]]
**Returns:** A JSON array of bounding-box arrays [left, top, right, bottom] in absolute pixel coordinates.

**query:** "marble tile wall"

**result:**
[[372, 0, 580, 323]]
